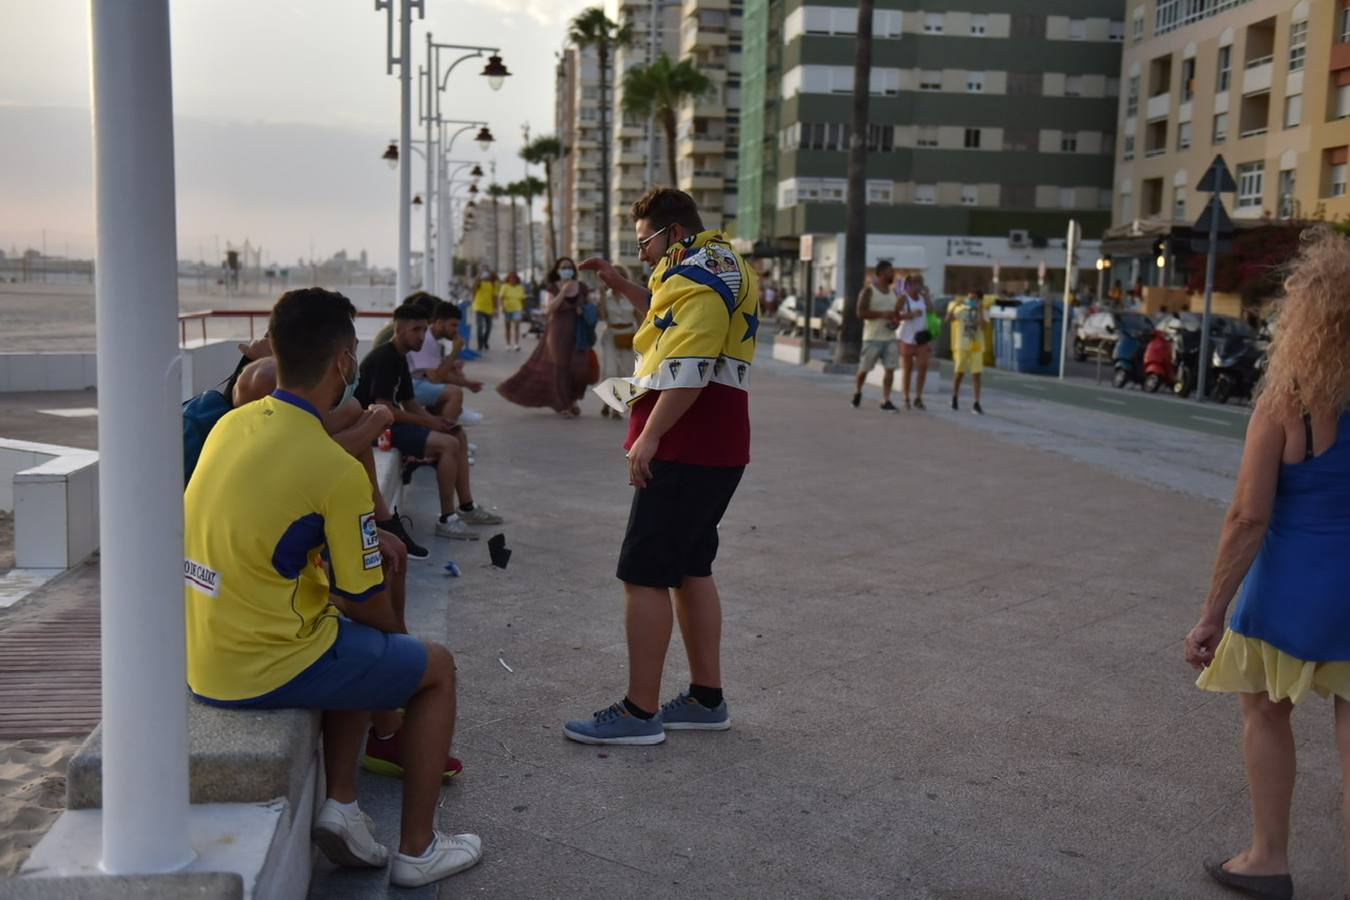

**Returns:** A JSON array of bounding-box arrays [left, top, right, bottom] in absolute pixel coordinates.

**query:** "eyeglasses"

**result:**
[[637, 225, 670, 252]]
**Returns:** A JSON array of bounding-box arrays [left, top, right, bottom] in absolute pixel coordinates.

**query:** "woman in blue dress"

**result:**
[[1185, 228, 1350, 900]]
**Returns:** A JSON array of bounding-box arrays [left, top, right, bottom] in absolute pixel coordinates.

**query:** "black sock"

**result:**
[[458, 502, 475, 512], [688, 683, 723, 709], [439, 513, 451, 523], [622, 697, 655, 720]]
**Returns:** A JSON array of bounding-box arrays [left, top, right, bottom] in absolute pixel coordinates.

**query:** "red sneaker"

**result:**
[[361, 728, 463, 782]]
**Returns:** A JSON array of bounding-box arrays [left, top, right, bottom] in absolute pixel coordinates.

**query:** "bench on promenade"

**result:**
[[18, 446, 405, 898]]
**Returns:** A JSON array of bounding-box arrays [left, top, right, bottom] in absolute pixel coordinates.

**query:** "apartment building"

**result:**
[[555, 44, 606, 263], [454, 199, 545, 277], [1110, 0, 1350, 279], [676, 0, 744, 236], [737, 1, 1123, 295], [610, 0, 683, 268]]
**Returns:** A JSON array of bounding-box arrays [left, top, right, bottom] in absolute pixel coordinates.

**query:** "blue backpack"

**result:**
[[182, 389, 233, 486], [575, 302, 599, 351]]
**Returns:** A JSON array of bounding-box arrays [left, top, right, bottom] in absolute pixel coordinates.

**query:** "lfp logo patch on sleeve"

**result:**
[[360, 513, 379, 551]]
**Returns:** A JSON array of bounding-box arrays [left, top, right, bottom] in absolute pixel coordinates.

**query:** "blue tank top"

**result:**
[[1231, 412, 1350, 660]]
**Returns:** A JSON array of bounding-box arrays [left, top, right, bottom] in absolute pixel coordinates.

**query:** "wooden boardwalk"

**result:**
[[0, 566, 100, 739]]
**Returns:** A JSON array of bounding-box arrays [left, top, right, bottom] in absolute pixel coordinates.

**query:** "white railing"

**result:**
[[1245, 54, 1273, 69], [1155, 0, 1254, 37]]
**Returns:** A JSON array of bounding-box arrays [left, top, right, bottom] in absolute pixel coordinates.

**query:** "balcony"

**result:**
[[680, 169, 725, 190], [684, 0, 730, 13], [1146, 93, 1172, 121], [1239, 91, 1270, 138], [1242, 60, 1273, 95], [682, 22, 729, 54], [678, 134, 726, 155]]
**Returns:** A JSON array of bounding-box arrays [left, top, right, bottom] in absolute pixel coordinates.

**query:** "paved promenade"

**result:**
[[306, 352, 1342, 899]]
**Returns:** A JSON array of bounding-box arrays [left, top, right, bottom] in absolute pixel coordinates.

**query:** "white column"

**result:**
[[438, 155, 452, 294], [422, 44, 435, 293], [89, 0, 194, 874], [396, 0, 413, 303]]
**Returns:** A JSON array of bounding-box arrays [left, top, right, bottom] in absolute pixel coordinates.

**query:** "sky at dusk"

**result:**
[[0, 0, 604, 268]]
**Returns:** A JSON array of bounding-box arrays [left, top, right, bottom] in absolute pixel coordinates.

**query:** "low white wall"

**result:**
[[0, 353, 98, 393], [0, 439, 100, 569]]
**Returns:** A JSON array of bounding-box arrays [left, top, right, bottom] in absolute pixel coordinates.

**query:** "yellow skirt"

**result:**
[[1197, 630, 1350, 704]]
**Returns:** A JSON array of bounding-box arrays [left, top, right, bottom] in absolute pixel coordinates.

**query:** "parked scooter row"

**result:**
[[1112, 313, 1266, 404]]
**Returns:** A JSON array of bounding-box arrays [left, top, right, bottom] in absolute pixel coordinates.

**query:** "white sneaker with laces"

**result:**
[[435, 514, 480, 540], [457, 504, 503, 525], [390, 832, 483, 887], [312, 798, 389, 868]]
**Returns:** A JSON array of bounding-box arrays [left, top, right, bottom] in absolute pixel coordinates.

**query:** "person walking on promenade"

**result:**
[[1183, 229, 1350, 900], [470, 271, 498, 352], [185, 288, 481, 886], [850, 260, 902, 411], [896, 273, 933, 410], [497, 257, 593, 417], [948, 292, 986, 415], [498, 272, 527, 351], [566, 187, 759, 745], [597, 263, 638, 420]]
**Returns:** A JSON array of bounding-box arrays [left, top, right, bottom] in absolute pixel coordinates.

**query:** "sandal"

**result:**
[[1203, 858, 1293, 900]]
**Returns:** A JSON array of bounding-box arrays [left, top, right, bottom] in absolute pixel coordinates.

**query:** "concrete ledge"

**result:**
[[6, 873, 244, 899], [374, 445, 402, 514], [0, 438, 99, 569], [68, 703, 319, 812]]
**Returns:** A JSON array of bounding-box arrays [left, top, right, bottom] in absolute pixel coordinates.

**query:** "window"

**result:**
[[1066, 75, 1083, 97], [1237, 161, 1264, 209], [1126, 76, 1139, 116], [1217, 46, 1232, 92], [971, 15, 987, 36], [924, 13, 944, 33], [1181, 57, 1196, 102], [867, 123, 896, 152], [1213, 112, 1228, 144], [961, 185, 979, 205], [1109, 20, 1125, 41], [1133, 9, 1144, 41], [1338, 84, 1350, 119], [967, 72, 985, 93], [1288, 20, 1307, 72], [1061, 132, 1078, 152], [914, 184, 937, 204], [916, 126, 939, 147], [964, 128, 982, 149], [867, 181, 893, 204], [1059, 187, 1076, 208], [1284, 93, 1302, 129], [919, 70, 942, 91], [1173, 187, 1186, 219], [1278, 169, 1296, 215], [1124, 134, 1136, 159], [1333, 164, 1347, 197], [1342, 6, 1350, 43], [1177, 121, 1192, 150], [1069, 19, 1086, 40]]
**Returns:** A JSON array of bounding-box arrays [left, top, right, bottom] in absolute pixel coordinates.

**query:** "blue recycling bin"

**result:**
[[987, 299, 1024, 370], [1006, 298, 1064, 374]]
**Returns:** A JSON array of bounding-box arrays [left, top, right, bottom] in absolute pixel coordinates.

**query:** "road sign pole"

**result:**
[[1197, 196, 1219, 403], [1058, 220, 1078, 380]]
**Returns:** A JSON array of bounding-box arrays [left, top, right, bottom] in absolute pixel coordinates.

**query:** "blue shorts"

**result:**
[[502, 311, 522, 322], [390, 423, 430, 458], [411, 378, 444, 408], [194, 619, 427, 711]]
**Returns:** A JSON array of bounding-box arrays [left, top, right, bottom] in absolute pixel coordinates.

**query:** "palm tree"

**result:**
[[485, 183, 507, 273], [621, 53, 714, 190], [514, 175, 547, 280], [503, 181, 522, 274], [835, 0, 875, 365], [569, 6, 632, 259], [521, 135, 566, 264]]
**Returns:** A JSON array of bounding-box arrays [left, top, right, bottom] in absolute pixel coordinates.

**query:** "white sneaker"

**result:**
[[458, 408, 484, 426], [457, 504, 503, 526], [390, 832, 483, 887], [312, 798, 389, 868], [435, 514, 480, 541]]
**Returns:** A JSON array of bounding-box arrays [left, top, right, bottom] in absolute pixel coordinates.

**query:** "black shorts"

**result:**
[[616, 460, 745, 588], [389, 423, 430, 458]]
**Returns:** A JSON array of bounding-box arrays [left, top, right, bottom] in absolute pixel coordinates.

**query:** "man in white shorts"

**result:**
[[850, 260, 902, 411]]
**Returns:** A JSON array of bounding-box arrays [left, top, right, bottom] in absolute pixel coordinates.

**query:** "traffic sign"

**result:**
[[1193, 195, 1234, 235], [1197, 155, 1238, 194], [798, 235, 813, 262], [1190, 239, 1233, 253]]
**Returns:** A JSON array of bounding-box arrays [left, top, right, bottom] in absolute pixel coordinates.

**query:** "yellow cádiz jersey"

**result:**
[[473, 280, 497, 314], [184, 391, 384, 701], [609, 230, 759, 409]]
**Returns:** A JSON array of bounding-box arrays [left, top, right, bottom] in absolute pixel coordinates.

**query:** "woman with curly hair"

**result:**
[[1184, 228, 1350, 900]]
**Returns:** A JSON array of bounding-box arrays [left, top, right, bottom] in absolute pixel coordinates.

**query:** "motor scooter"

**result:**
[[1142, 331, 1176, 393], [1112, 328, 1150, 389]]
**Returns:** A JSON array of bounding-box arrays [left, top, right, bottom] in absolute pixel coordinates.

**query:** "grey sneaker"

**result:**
[[435, 515, 480, 541], [563, 702, 665, 746], [312, 798, 388, 868], [390, 832, 483, 887], [457, 504, 503, 526], [659, 692, 731, 731]]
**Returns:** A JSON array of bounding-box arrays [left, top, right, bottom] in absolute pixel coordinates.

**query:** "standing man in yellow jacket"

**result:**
[[571, 188, 759, 745], [470, 271, 498, 352]]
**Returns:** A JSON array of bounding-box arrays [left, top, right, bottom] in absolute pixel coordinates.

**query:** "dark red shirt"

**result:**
[[625, 383, 750, 468]]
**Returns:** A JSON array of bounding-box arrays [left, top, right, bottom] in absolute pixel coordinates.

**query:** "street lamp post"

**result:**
[[434, 122, 492, 293], [89, 0, 193, 873], [376, 0, 424, 304]]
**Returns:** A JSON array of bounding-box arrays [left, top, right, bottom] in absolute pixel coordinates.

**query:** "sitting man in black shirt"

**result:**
[[357, 303, 503, 540]]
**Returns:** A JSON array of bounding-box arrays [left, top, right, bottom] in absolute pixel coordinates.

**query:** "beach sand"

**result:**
[[0, 738, 78, 876]]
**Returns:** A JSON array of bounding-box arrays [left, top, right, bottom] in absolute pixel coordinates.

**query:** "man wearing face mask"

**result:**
[[184, 288, 483, 886], [568, 188, 759, 745]]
